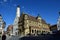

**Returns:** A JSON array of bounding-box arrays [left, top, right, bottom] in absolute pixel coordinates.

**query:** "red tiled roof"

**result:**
[[20, 13, 46, 23]]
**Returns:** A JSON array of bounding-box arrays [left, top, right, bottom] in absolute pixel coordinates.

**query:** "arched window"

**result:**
[[32, 30, 34, 33], [35, 30, 36, 33]]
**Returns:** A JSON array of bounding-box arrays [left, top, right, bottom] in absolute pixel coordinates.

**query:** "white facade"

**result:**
[[57, 14, 60, 30], [0, 15, 5, 36], [13, 6, 20, 35], [16, 6, 20, 17]]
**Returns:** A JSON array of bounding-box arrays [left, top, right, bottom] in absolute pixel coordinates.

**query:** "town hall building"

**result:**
[[13, 5, 50, 36]]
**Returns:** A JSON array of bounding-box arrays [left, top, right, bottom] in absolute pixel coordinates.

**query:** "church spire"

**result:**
[[16, 5, 20, 17]]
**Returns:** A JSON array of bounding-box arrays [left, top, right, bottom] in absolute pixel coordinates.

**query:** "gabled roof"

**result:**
[[20, 13, 47, 24]]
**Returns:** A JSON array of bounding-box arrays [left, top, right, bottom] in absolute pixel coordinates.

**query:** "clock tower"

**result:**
[[13, 5, 20, 35], [16, 5, 20, 17], [57, 12, 60, 30]]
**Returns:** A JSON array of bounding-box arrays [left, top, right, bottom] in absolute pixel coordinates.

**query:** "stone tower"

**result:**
[[16, 5, 20, 17], [0, 14, 6, 36], [13, 5, 20, 35], [57, 12, 60, 30]]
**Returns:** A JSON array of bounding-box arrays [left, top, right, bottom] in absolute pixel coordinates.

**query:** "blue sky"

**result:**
[[0, 0, 60, 30]]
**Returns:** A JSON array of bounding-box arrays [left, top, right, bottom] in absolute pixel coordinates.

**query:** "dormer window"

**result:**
[[24, 14, 28, 19]]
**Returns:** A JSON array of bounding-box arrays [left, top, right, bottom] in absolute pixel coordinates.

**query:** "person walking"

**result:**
[[2, 33, 6, 40]]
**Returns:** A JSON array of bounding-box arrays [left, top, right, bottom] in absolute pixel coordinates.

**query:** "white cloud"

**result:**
[[0, 0, 7, 4], [4, 0, 7, 2]]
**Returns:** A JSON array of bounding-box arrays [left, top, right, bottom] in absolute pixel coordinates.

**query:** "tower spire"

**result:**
[[16, 5, 20, 17]]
